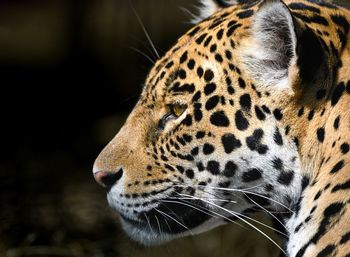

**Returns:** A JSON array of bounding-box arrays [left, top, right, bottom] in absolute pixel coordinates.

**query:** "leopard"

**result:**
[[92, 0, 350, 256]]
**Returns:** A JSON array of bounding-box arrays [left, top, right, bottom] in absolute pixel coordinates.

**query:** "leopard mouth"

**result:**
[[118, 198, 215, 245]]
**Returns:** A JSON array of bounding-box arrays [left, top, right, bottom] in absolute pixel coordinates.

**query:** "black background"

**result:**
[[1, 1, 349, 256]]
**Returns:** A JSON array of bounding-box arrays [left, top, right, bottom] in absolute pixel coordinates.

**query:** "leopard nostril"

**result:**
[[94, 168, 123, 188]]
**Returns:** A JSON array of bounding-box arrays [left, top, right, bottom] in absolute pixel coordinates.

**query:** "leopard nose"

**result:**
[[93, 168, 123, 188]]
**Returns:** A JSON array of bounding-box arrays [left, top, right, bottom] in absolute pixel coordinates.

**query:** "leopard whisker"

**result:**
[[154, 214, 163, 236], [243, 193, 288, 231], [155, 208, 193, 235], [177, 193, 288, 237], [130, 4, 160, 59], [144, 213, 155, 235], [178, 193, 287, 255], [175, 183, 293, 213], [129, 46, 156, 64]]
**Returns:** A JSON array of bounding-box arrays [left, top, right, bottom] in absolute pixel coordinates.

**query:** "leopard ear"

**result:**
[[194, 0, 238, 22], [238, 0, 327, 92]]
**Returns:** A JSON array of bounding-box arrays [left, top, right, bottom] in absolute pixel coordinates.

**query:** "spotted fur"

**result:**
[[93, 0, 350, 256]]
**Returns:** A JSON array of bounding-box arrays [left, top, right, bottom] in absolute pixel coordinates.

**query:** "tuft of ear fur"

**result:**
[[193, 0, 238, 23], [238, 0, 297, 90]]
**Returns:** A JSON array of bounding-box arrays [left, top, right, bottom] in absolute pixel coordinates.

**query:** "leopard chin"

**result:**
[[120, 213, 227, 246]]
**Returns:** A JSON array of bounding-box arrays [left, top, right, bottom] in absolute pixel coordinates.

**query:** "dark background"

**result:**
[[1, 1, 349, 256]]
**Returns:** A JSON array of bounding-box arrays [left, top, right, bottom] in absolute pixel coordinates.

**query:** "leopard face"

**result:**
[[93, 0, 350, 255]]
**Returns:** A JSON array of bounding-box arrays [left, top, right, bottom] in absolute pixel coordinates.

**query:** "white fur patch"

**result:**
[[238, 0, 297, 90]]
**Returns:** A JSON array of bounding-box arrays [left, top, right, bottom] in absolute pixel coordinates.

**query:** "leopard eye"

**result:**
[[169, 104, 187, 118], [158, 104, 187, 130]]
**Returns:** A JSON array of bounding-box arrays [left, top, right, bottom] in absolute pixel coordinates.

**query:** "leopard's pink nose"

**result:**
[[93, 169, 123, 188]]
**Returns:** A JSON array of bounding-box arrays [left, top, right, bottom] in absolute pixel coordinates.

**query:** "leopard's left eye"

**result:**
[[158, 104, 187, 130], [169, 104, 187, 118]]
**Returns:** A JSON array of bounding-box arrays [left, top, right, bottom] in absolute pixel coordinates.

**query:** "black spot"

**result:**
[[331, 14, 349, 34], [331, 179, 350, 192], [176, 165, 185, 174], [324, 202, 344, 217], [273, 109, 283, 120], [289, 3, 321, 13], [298, 107, 304, 117], [242, 168, 263, 182], [227, 20, 236, 27], [218, 181, 231, 188], [262, 105, 271, 114], [196, 131, 205, 139], [330, 160, 344, 174], [203, 143, 215, 155], [187, 59, 195, 70], [221, 133, 242, 153], [237, 9, 254, 19], [227, 86, 235, 95], [197, 67, 204, 77], [255, 106, 266, 120], [216, 29, 224, 40], [314, 190, 322, 200], [194, 104, 203, 122], [204, 83, 216, 95], [333, 116, 340, 129], [301, 176, 310, 191], [165, 61, 174, 69], [317, 127, 325, 142], [183, 134, 192, 142], [235, 110, 249, 131], [205, 95, 220, 110], [223, 161, 237, 177], [188, 26, 200, 37], [204, 35, 213, 47], [239, 94, 251, 111], [178, 69, 187, 79], [331, 14, 349, 47], [210, 44, 217, 53], [308, 109, 315, 120], [204, 69, 214, 82], [180, 51, 188, 63], [238, 77, 246, 88], [195, 33, 207, 44], [191, 147, 199, 156], [210, 111, 230, 127], [340, 231, 350, 244], [171, 83, 194, 93], [161, 155, 168, 161], [192, 91, 201, 102], [246, 129, 268, 154], [185, 169, 194, 179], [315, 244, 335, 257], [197, 162, 205, 171], [273, 127, 283, 146], [207, 161, 220, 175], [346, 81, 350, 94], [331, 82, 345, 106], [226, 23, 242, 37], [182, 114, 192, 126], [272, 158, 283, 170], [277, 171, 294, 186], [215, 54, 223, 62], [265, 184, 274, 191], [225, 50, 232, 60], [341, 143, 350, 154], [293, 13, 329, 26], [285, 125, 290, 135]]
